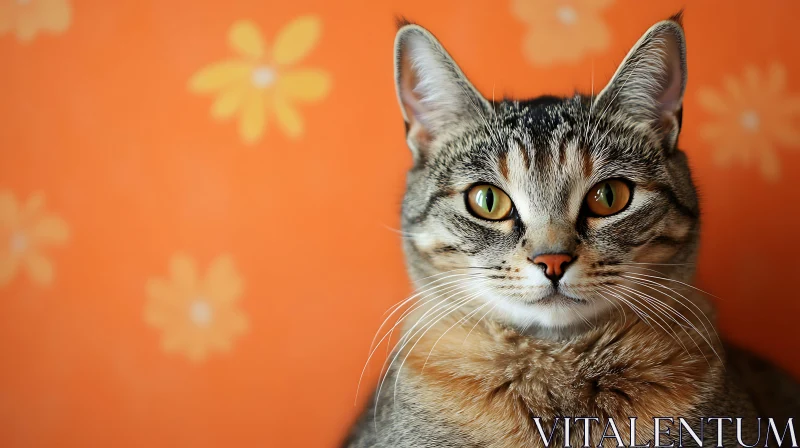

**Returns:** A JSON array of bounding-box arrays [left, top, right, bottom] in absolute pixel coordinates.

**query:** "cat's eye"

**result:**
[[466, 184, 513, 220], [585, 179, 631, 217]]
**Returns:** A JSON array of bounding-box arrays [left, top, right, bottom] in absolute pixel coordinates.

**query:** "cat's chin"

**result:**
[[488, 292, 614, 332]]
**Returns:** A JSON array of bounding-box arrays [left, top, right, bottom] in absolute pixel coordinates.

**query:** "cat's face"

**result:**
[[395, 18, 699, 330]]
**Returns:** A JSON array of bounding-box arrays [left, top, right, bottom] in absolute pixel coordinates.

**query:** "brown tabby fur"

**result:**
[[402, 306, 744, 446]]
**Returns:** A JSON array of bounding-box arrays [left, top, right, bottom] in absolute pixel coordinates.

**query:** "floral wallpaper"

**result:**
[[512, 0, 612, 64], [189, 17, 331, 143], [0, 0, 70, 41], [1, 0, 799, 447], [144, 253, 248, 362], [698, 64, 800, 181], [0, 191, 69, 286]]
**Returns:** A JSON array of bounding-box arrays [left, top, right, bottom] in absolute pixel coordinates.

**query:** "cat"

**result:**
[[344, 14, 800, 447]]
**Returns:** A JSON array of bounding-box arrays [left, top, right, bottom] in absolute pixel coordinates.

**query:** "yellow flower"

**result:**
[[188, 17, 331, 144], [512, 0, 612, 65], [698, 64, 800, 181], [0, 190, 69, 286], [0, 0, 71, 42], [145, 253, 248, 362]]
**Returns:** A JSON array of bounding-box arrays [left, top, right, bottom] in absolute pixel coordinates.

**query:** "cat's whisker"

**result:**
[[622, 274, 717, 333], [608, 284, 691, 355], [617, 290, 695, 361], [379, 278, 486, 352], [463, 283, 520, 339], [627, 288, 714, 366], [573, 305, 595, 329], [617, 264, 703, 297], [595, 288, 652, 337], [371, 272, 485, 352], [591, 290, 626, 326], [379, 278, 485, 362], [562, 297, 597, 329], [380, 270, 486, 319], [366, 279, 478, 372], [622, 275, 722, 348], [614, 283, 690, 330], [378, 266, 501, 320], [373, 279, 485, 405], [455, 287, 517, 345], [360, 276, 484, 406], [383, 282, 489, 407], [617, 264, 684, 277], [613, 283, 708, 361], [614, 283, 717, 364], [463, 301, 499, 344], [392, 283, 489, 369], [381, 224, 426, 238], [419, 291, 496, 372], [621, 273, 722, 350], [395, 267, 503, 317], [396, 284, 495, 380], [622, 271, 721, 299], [598, 286, 657, 334], [371, 280, 482, 429], [621, 283, 711, 357], [600, 286, 688, 357], [597, 287, 643, 322], [619, 261, 693, 266], [604, 285, 628, 322]]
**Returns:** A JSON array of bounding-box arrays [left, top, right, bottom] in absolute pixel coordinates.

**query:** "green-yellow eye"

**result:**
[[466, 185, 513, 220], [586, 179, 631, 216]]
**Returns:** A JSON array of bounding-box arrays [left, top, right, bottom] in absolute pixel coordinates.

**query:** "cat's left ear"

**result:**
[[595, 16, 686, 149]]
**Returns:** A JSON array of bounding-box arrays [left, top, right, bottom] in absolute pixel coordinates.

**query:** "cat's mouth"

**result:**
[[532, 292, 586, 305]]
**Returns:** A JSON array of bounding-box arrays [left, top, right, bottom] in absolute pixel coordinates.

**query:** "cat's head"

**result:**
[[394, 16, 700, 331]]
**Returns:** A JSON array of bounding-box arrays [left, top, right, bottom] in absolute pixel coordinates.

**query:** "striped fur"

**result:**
[[344, 15, 800, 448]]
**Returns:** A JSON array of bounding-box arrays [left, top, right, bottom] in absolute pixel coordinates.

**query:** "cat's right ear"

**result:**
[[394, 23, 492, 162]]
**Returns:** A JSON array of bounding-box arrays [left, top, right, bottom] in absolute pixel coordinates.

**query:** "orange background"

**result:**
[[2, 1, 800, 447]]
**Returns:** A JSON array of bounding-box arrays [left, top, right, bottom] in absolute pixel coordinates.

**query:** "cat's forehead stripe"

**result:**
[[515, 137, 531, 171], [498, 150, 509, 181]]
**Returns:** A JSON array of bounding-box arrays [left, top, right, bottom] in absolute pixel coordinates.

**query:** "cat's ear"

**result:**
[[394, 23, 492, 161], [594, 16, 687, 148]]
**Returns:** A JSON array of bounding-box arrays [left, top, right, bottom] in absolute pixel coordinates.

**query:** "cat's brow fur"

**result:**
[[344, 14, 800, 448]]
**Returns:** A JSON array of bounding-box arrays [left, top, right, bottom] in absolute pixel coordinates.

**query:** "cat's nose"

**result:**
[[529, 253, 574, 282]]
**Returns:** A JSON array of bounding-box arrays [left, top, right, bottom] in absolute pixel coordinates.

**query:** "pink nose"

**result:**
[[531, 253, 574, 281]]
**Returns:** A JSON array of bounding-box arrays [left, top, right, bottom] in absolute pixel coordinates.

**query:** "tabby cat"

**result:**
[[344, 14, 800, 447]]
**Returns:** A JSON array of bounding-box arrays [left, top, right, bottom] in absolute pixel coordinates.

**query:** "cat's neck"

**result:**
[[393, 302, 726, 447]]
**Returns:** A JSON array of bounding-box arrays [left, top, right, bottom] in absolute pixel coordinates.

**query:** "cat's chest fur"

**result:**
[[396, 312, 729, 447]]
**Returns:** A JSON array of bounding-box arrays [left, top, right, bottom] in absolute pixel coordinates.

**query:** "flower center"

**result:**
[[556, 6, 578, 25], [189, 299, 213, 327], [739, 110, 760, 132], [9, 232, 28, 254], [251, 66, 277, 89]]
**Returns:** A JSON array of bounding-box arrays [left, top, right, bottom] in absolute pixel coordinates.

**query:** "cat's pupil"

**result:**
[[603, 183, 614, 207], [486, 188, 495, 212]]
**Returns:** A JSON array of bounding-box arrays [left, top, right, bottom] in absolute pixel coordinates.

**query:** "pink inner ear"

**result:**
[[656, 33, 683, 114], [399, 51, 433, 146], [400, 50, 422, 119]]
